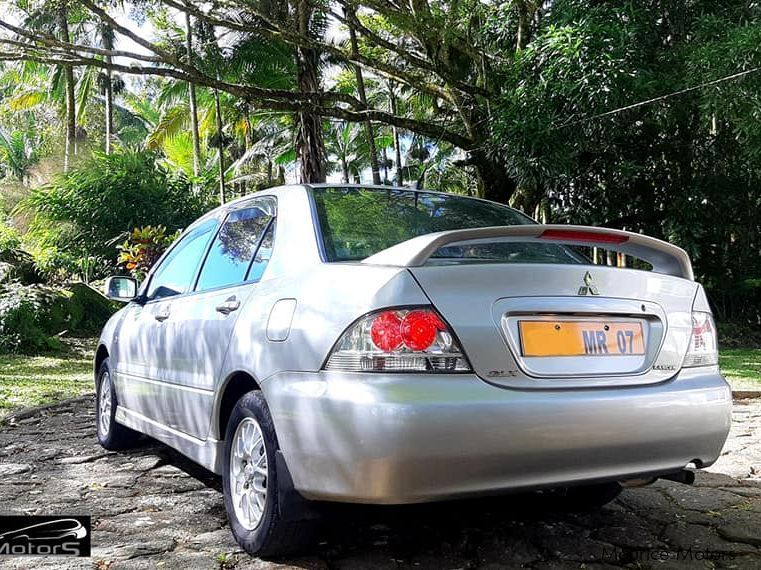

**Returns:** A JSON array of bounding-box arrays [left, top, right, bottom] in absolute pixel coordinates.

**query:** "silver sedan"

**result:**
[[96, 184, 731, 556]]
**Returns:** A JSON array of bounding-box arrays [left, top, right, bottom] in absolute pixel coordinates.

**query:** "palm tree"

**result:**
[[54, 2, 76, 170], [0, 127, 38, 183], [99, 22, 116, 154], [345, 6, 381, 184], [294, 0, 327, 183], [183, 8, 202, 176], [325, 121, 364, 183]]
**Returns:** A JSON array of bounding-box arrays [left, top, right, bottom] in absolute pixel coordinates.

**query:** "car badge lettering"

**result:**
[[578, 271, 600, 296]]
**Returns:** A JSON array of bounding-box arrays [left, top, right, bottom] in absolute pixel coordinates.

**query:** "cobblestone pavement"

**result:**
[[0, 396, 759, 569]]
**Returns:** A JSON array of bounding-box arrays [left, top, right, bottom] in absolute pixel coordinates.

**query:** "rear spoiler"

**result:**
[[362, 225, 694, 280]]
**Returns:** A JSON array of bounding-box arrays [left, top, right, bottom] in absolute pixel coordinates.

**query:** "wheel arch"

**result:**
[[94, 344, 109, 383], [213, 371, 262, 440]]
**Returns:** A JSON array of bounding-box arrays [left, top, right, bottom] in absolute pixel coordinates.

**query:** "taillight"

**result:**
[[324, 307, 471, 372], [683, 312, 719, 367]]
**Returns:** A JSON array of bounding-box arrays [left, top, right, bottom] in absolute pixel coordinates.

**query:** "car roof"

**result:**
[[190, 183, 534, 231], [229, 183, 529, 215]]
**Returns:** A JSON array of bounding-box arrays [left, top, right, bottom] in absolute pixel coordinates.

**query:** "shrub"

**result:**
[[18, 150, 212, 279], [0, 282, 118, 354], [0, 284, 66, 353], [66, 282, 120, 334], [718, 321, 761, 349], [0, 221, 42, 284], [117, 225, 179, 280]]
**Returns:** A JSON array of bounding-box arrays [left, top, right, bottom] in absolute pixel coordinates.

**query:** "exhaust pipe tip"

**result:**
[[659, 469, 696, 486], [619, 477, 657, 488]]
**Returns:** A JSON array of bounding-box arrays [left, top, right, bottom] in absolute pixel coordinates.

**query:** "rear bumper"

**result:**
[[261, 367, 732, 504]]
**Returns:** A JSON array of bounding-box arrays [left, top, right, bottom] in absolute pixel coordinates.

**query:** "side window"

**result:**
[[146, 218, 217, 301], [246, 220, 275, 282], [195, 202, 274, 291]]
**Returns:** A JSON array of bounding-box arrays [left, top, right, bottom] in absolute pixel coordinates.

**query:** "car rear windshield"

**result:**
[[311, 187, 584, 265]]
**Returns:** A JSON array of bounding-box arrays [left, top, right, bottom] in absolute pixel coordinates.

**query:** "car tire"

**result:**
[[96, 358, 140, 450], [550, 482, 623, 510], [222, 390, 315, 558]]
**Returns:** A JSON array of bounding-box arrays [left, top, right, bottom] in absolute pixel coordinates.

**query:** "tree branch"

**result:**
[[0, 47, 473, 149], [160, 0, 458, 103], [0, 21, 165, 63]]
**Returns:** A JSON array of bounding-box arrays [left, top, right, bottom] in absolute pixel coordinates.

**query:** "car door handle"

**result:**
[[216, 298, 240, 315], [154, 310, 170, 322]]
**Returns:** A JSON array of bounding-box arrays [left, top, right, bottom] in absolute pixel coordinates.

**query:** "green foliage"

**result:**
[[0, 284, 66, 353], [0, 221, 42, 284], [117, 225, 179, 280], [0, 128, 39, 181], [19, 150, 212, 279], [0, 282, 117, 354], [492, 0, 761, 322], [0, 222, 21, 254]]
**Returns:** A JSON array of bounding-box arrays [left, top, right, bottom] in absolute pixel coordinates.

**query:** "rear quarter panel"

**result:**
[[218, 263, 428, 397]]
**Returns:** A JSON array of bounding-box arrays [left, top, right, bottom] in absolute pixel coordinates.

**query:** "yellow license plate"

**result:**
[[519, 321, 645, 357]]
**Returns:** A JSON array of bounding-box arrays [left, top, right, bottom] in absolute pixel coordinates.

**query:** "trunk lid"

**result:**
[[410, 263, 696, 388], [364, 225, 699, 389]]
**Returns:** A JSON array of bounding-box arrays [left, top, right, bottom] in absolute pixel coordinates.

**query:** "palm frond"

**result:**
[[146, 106, 190, 150], [75, 65, 97, 123], [5, 89, 46, 111]]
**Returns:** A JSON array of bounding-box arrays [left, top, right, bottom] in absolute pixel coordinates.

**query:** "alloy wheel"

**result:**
[[230, 417, 269, 530]]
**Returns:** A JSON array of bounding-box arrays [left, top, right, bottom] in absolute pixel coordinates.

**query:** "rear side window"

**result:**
[[311, 187, 535, 262], [146, 218, 217, 301], [196, 199, 275, 291], [246, 220, 275, 282]]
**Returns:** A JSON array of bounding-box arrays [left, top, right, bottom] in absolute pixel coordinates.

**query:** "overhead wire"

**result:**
[[557, 65, 761, 129]]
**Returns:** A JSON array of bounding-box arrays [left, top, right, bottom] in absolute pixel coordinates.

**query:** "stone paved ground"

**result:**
[[0, 396, 760, 570]]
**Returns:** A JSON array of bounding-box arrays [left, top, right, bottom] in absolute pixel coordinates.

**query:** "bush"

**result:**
[[18, 150, 212, 280], [66, 282, 119, 334], [0, 221, 42, 284], [0, 284, 66, 353], [0, 282, 118, 354], [718, 321, 761, 349], [117, 225, 179, 280]]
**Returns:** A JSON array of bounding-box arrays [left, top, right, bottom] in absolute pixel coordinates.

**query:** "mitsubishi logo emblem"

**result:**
[[578, 271, 600, 296]]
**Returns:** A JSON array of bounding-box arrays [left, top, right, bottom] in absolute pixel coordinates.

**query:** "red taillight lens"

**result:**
[[400, 310, 444, 351], [325, 306, 471, 372], [370, 311, 403, 351]]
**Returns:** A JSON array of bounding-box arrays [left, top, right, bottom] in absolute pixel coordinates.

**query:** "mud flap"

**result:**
[[275, 450, 320, 521]]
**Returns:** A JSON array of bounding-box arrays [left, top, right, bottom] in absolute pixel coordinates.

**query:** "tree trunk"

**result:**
[[295, 0, 326, 183], [102, 25, 114, 154], [214, 88, 226, 204], [347, 8, 381, 185], [57, 6, 76, 171], [340, 156, 349, 183], [469, 148, 517, 204], [104, 66, 113, 153], [389, 88, 403, 186], [516, 0, 531, 50], [184, 8, 202, 177], [244, 111, 254, 150], [393, 125, 403, 186]]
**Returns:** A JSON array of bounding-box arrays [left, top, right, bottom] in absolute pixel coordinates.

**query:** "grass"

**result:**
[[720, 348, 761, 390], [0, 338, 95, 420], [0, 341, 758, 421]]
